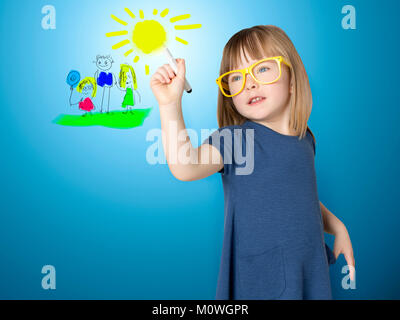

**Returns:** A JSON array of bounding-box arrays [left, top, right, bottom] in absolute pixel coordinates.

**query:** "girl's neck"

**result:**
[[253, 120, 295, 136], [252, 105, 295, 136]]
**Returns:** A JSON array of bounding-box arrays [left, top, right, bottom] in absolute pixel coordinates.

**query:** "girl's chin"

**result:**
[[242, 106, 271, 117]]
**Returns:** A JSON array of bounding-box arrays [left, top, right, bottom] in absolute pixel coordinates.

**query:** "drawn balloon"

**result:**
[[66, 70, 81, 88]]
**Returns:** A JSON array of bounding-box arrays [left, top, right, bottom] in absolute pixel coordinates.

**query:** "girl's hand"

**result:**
[[150, 58, 186, 107], [333, 224, 356, 281]]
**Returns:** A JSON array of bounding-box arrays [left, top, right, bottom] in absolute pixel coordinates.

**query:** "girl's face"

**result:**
[[82, 84, 93, 96], [231, 49, 293, 122], [125, 70, 133, 86]]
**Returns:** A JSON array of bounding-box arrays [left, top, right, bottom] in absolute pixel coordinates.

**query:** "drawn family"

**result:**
[[67, 55, 141, 116]]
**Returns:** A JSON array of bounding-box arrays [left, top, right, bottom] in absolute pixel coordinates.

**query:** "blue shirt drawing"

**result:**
[[97, 72, 113, 87], [202, 119, 336, 300]]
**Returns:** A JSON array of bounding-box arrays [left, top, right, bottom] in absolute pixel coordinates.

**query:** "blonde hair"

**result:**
[[77, 77, 97, 97], [119, 64, 137, 90], [217, 25, 315, 141]]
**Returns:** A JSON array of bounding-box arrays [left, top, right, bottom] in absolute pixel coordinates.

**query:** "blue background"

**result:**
[[0, 0, 399, 299]]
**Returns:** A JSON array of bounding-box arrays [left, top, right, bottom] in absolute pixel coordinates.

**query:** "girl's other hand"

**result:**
[[333, 224, 356, 281], [150, 58, 186, 107]]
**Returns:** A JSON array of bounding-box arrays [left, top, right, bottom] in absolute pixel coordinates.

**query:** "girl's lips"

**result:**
[[248, 97, 266, 106]]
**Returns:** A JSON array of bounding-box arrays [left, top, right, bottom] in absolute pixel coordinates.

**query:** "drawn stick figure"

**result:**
[[70, 77, 97, 116], [93, 55, 116, 113], [117, 64, 141, 113]]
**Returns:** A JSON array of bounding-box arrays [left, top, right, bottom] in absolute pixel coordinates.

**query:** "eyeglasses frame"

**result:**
[[216, 55, 292, 98]]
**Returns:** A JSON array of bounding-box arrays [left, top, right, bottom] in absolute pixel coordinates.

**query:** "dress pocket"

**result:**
[[238, 246, 286, 299]]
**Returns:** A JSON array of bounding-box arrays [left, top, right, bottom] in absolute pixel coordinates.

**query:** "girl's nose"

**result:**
[[245, 74, 258, 90]]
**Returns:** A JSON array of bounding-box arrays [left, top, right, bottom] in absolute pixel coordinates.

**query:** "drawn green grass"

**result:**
[[53, 108, 152, 129]]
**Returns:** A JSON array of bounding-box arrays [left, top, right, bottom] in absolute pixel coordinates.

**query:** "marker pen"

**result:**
[[163, 46, 192, 93]]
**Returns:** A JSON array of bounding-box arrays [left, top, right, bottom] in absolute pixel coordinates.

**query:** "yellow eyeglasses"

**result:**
[[216, 56, 292, 98]]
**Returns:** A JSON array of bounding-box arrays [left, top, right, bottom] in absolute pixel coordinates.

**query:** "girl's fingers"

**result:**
[[157, 67, 171, 83], [344, 251, 355, 268], [153, 73, 165, 84], [152, 64, 178, 86], [343, 252, 356, 281], [150, 73, 163, 84], [156, 73, 169, 85], [164, 64, 176, 79]]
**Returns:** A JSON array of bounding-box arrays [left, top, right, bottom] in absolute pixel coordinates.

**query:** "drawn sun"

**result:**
[[106, 8, 202, 75]]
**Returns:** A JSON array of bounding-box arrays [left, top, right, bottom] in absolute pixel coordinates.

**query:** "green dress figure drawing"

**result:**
[[118, 64, 141, 112], [122, 87, 135, 109]]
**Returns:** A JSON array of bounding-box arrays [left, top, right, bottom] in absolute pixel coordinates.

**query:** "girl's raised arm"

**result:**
[[150, 59, 223, 181], [69, 87, 80, 106]]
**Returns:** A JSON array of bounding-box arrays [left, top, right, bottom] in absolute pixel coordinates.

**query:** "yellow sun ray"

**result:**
[[174, 24, 202, 30], [175, 36, 188, 45], [105, 30, 128, 37], [170, 14, 190, 23], [124, 49, 134, 57], [112, 39, 130, 50], [111, 14, 128, 26], [107, 7, 202, 77], [125, 8, 136, 19], [160, 8, 169, 17]]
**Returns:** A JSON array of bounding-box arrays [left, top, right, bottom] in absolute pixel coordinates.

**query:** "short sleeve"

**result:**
[[201, 127, 235, 175]]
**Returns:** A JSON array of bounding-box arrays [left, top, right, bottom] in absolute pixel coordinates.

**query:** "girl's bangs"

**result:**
[[227, 31, 281, 72]]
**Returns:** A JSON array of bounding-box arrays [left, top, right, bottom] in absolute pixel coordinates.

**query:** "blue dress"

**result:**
[[202, 120, 336, 300]]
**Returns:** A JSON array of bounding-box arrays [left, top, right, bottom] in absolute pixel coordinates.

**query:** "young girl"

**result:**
[[70, 77, 97, 116], [150, 25, 355, 300]]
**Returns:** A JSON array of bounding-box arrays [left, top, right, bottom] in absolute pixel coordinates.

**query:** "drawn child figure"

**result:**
[[150, 25, 355, 300], [69, 77, 97, 116], [93, 55, 116, 113], [117, 64, 141, 113]]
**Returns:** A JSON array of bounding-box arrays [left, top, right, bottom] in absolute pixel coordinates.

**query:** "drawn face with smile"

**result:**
[[96, 56, 113, 71]]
